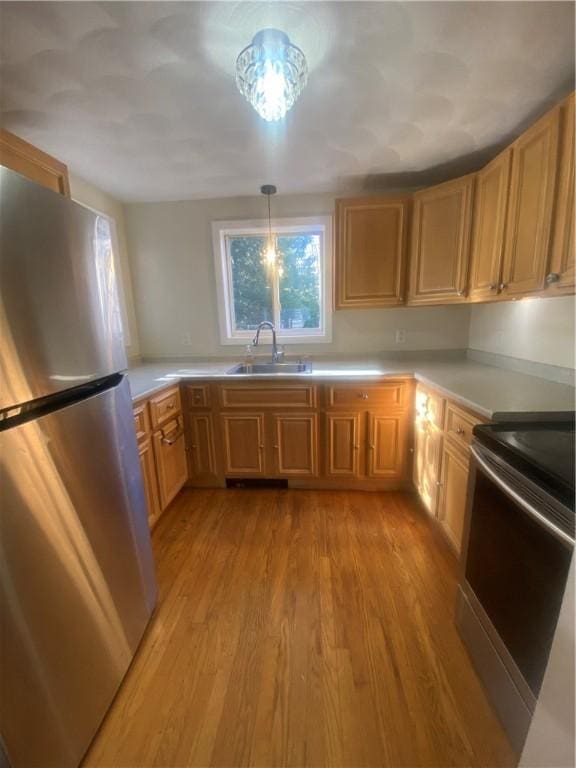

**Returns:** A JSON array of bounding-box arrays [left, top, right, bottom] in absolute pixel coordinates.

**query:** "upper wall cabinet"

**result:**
[[500, 107, 560, 297], [407, 174, 475, 305], [0, 129, 70, 197], [546, 92, 575, 293], [468, 149, 512, 301], [335, 197, 410, 308]]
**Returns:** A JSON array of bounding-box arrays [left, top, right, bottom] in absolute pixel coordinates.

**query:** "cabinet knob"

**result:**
[[488, 283, 498, 291], [499, 283, 507, 291], [369, 444, 375, 450], [546, 272, 560, 284], [457, 290, 465, 297], [259, 444, 265, 450], [353, 444, 360, 450], [456, 427, 465, 435], [359, 393, 368, 399], [436, 481, 443, 487], [273, 445, 279, 450]]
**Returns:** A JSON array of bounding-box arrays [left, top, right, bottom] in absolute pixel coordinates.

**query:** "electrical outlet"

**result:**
[[395, 329, 406, 345]]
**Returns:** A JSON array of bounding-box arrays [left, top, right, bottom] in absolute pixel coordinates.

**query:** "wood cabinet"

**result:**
[[501, 107, 560, 297], [367, 413, 407, 479], [413, 384, 484, 557], [326, 413, 361, 477], [133, 401, 162, 528], [335, 197, 410, 308], [221, 413, 265, 476], [187, 414, 217, 482], [273, 414, 318, 476], [437, 441, 470, 554], [0, 128, 70, 196], [468, 149, 512, 301], [413, 385, 444, 516], [408, 174, 474, 305], [547, 93, 575, 293], [138, 437, 162, 528], [152, 417, 188, 509]]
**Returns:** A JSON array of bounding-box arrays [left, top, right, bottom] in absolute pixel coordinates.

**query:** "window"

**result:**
[[212, 216, 332, 344]]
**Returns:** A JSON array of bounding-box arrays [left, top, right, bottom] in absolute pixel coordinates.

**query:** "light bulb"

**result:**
[[264, 245, 276, 266]]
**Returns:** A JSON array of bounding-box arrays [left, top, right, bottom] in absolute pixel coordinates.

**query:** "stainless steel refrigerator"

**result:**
[[0, 168, 157, 767]]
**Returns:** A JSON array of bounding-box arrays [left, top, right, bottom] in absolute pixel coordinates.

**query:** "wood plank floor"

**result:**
[[84, 489, 516, 768]]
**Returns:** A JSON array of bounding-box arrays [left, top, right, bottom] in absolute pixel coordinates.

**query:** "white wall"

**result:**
[[469, 296, 575, 370], [69, 174, 140, 359], [125, 192, 471, 358]]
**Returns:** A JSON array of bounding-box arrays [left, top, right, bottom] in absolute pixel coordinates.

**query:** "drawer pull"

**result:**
[[161, 430, 184, 445], [455, 427, 465, 435]]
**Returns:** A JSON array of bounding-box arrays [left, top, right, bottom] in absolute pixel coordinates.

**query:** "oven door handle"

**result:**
[[470, 444, 575, 548]]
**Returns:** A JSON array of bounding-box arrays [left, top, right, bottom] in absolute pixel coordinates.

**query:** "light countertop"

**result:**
[[126, 354, 575, 420]]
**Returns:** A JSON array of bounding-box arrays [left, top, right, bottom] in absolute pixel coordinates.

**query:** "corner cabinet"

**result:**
[[408, 174, 475, 305], [500, 107, 560, 297], [335, 197, 410, 308], [0, 129, 70, 196], [546, 92, 575, 293], [468, 149, 512, 301]]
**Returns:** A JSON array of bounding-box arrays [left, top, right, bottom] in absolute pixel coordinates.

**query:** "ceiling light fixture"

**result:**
[[261, 184, 278, 268], [236, 28, 308, 122]]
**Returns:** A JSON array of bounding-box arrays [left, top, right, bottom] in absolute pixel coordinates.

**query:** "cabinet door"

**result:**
[[138, 437, 162, 528], [152, 417, 188, 510], [367, 413, 406, 479], [408, 174, 474, 304], [501, 107, 560, 296], [547, 93, 575, 293], [0, 129, 70, 196], [413, 421, 443, 516], [326, 413, 361, 476], [221, 414, 265, 476], [188, 414, 217, 480], [468, 149, 512, 301], [273, 414, 318, 476], [437, 442, 469, 554], [335, 197, 410, 308]]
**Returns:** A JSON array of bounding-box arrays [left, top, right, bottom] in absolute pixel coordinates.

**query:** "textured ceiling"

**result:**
[[0, 1, 574, 202]]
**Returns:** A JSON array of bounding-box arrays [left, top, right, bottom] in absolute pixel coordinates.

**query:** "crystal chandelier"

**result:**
[[236, 28, 308, 122]]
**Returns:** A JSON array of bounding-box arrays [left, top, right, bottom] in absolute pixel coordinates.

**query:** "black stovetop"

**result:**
[[473, 413, 575, 509]]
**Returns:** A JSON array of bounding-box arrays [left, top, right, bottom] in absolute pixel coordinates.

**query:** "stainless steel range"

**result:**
[[456, 413, 575, 753]]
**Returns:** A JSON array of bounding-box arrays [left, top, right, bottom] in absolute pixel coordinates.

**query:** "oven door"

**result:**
[[461, 442, 574, 706]]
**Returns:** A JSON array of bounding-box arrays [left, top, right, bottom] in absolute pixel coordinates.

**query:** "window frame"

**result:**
[[212, 215, 333, 345]]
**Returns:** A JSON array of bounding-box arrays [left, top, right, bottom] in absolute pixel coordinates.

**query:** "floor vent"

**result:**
[[225, 478, 288, 489]]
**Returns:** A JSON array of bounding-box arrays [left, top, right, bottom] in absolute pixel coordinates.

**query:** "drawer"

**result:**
[[444, 402, 482, 452], [327, 382, 408, 410], [219, 384, 316, 409], [149, 386, 182, 428], [185, 384, 211, 409], [133, 402, 151, 443]]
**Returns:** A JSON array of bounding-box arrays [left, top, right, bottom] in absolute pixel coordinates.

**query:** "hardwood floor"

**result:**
[[84, 489, 516, 768]]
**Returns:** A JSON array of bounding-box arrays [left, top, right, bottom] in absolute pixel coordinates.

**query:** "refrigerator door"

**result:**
[[0, 167, 127, 411], [0, 376, 156, 768]]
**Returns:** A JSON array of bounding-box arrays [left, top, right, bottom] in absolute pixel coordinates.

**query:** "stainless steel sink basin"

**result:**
[[227, 361, 313, 375]]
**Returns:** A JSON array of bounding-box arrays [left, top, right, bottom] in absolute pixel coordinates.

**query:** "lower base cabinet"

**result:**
[[152, 417, 188, 509], [187, 413, 218, 482], [326, 413, 361, 476], [138, 437, 161, 528], [437, 441, 469, 554], [273, 413, 318, 476], [367, 413, 407, 478], [221, 413, 265, 476]]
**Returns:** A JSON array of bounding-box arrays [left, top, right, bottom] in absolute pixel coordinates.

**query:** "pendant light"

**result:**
[[261, 184, 277, 268]]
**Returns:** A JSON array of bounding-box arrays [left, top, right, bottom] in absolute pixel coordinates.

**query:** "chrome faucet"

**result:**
[[252, 321, 284, 362]]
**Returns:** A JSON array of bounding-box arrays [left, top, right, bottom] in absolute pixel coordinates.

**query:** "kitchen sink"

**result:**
[[226, 361, 313, 375]]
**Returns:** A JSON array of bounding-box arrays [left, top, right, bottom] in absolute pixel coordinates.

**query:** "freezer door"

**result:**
[[0, 376, 156, 768], [0, 167, 127, 411]]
